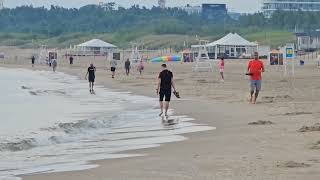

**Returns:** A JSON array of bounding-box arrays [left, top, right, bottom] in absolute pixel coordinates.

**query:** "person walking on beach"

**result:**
[[125, 58, 131, 76], [110, 59, 117, 79], [52, 59, 57, 72], [156, 64, 177, 117], [137, 60, 144, 75], [49, 54, 54, 67], [69, 56, 74, 65], [85, 63, 96, 93], [31, 56, 35, 67], [247, 52, 264, 104], [219, 57, 225, 82]]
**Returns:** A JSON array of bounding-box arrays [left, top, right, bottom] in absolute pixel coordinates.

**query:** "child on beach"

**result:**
[[219, 57, 225, 82], [110, 59, 117, 79], [137, 60, 144, 75]]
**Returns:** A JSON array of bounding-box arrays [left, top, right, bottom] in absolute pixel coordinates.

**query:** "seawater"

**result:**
[[0, 67, 214, 180]]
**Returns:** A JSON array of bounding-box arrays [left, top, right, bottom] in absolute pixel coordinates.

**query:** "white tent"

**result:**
[[207, 33, 257, 47], [74, 39, 117, 56], [191, 33, 258, 59], [77, 39, 117, 48], [208, 33, 258, 59]]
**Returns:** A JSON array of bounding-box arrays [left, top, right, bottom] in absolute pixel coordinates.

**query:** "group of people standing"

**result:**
[[31, 55, 57, 72], [84, 59, 178, 117], [84, 52, 266, 117], [110, 58, 145, 79], [216, 52, 264, 104], [125, 59, 145, 76], [46, 57, 58, 72], [85, 58, 145, 92], [31, 51, 264, 115], [85, 52, 264, 116]]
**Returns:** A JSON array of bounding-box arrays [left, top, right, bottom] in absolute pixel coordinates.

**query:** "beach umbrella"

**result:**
[[150, 55, 182, 63]]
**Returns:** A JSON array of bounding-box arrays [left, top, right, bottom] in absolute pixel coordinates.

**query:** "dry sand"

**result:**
[[1, 47, 320, 180]]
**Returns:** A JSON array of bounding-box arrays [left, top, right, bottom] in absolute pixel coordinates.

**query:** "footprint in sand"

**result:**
[[29, 91, 38, 96], [277, 95, 294, 100], [277, 161, 311, 168], [21, 86, 32, 90], [310, 141, 320, 150], [262, 95, 294, 104], [284, 112, 313, 116], [298, 123, 320, 132], [248, 121, 274, 126], [308, 159, 320, 163], [279, 79, 288, 83], [262, 96, 275, 103]]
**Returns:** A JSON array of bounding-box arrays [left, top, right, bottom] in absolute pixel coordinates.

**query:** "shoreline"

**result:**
[[1, 54, 320, 179], [1, 64, 218, 179]]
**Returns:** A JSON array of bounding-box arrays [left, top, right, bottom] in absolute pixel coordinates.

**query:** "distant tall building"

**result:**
[[202, 4, 227, 21], [179, 4, 202, 15], [0, 0, 4, 10], [228, 12, 242, 20], [263, 0, 320, 17], [158, 0, 166, 9], [179, 3, 228, 21]]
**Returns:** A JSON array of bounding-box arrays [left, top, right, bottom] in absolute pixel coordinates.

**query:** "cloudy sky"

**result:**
[[4, 0, 263, 13]]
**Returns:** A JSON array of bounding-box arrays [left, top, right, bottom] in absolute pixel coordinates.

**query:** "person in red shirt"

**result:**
[[247, 52, 265, 104]]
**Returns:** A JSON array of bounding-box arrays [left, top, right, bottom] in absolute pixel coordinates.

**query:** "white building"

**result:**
[[66, 39, 117, 56], [179, 4, 202, 15], [191, 33, 258, 59], [263, 0, 320, 17], [158, 0, 166, 9], [295, 31, 320, 51]]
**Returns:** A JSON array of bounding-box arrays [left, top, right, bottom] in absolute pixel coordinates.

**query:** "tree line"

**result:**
[[0, 3, 318, 38]]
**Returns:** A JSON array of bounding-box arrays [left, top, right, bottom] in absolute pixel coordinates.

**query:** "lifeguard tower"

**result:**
[[37, 45, 47, 64], [48, 50, 58, 65], [130, 43, 142, 64], [193, 40, 214, 72]]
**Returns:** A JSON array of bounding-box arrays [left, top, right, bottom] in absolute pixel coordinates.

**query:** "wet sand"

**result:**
[[1, 47, 320, 179]]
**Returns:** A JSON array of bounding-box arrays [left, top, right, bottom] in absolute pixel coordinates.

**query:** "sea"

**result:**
[[0, 67, 214, 180]]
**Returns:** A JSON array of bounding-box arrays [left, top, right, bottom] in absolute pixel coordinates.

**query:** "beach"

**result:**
[[1, 47, 320, 180]]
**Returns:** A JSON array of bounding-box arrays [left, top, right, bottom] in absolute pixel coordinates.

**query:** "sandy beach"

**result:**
[[1, 47, 320, 180]]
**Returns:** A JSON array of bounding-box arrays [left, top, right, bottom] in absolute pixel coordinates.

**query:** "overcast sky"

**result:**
[[4, 0, 263, 13]]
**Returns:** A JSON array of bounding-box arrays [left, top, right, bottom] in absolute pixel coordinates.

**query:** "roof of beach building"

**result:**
[[77, 39, 117, 48], [207, 33, 257, 47]]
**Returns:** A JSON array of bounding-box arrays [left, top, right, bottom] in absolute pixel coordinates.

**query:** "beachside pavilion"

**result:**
[[192, 33, 258, 59], [74, 39, 117, 56]]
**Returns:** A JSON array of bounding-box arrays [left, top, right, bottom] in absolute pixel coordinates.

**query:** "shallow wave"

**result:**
[[0, 110, 206, 153], [0, 139, 36, 152], [0, 68, 215, 179]]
